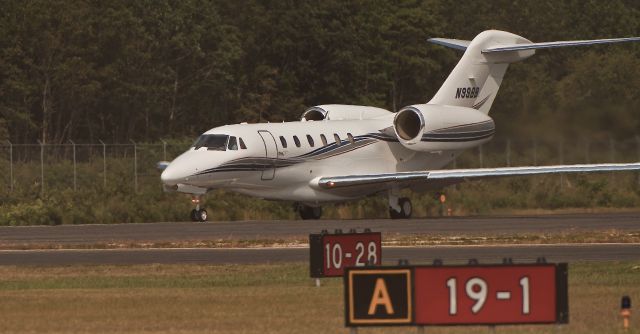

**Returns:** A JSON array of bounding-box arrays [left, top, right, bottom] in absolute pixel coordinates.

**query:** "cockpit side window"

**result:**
[[239, 137, 247, 149], [228, 136, 238, 150], [193, 134, 229, 151]]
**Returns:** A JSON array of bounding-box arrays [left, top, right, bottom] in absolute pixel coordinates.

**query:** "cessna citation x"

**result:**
[[161, 30, 640, 222]]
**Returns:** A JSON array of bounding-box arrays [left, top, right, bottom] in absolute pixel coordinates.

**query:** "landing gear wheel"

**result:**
[[190, 209, 199, 222], [389, 197, 412, 219], [389, 207, 401, 219], [298, 205, 322, 220], [399, 197, 412, 218], [197, 209, 208, 222]]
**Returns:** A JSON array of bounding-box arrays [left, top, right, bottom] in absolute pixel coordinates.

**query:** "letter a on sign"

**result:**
[[346, 268, 412, 325], [368, 278, 394, 315]]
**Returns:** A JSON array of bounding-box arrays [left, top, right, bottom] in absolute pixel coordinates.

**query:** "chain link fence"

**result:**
[[0, 141, 191, 195], [1, 136, 640, 195]]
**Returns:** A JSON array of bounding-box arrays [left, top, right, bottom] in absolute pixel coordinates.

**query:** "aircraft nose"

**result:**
[[161, 164, 185, 185]]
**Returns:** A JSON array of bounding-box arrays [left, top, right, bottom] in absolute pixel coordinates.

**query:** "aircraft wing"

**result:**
[[313, 163, 640, 192]]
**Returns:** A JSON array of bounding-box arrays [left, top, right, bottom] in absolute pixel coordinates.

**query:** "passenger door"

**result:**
[[257, 130, 277, 180]]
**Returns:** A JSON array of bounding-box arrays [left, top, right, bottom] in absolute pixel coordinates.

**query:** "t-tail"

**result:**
[[427, 30, 640, 114]]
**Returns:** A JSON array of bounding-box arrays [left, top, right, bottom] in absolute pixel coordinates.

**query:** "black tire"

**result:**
[[198, 209, 208, 222], [299, 205, 322, 220], [389, 198, 412, 219], [190, 209, 199, 222], [310, 206, 322, 219], [399, 197, 412, 219], [389, 207, 401, 219]]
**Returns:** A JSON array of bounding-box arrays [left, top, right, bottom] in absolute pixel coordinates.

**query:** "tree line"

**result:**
[[1, 0, 639, 144]]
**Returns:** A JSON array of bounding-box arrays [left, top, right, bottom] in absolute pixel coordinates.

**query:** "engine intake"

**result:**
[[393, 107, 425, 141], [393, 104, 495, 152]]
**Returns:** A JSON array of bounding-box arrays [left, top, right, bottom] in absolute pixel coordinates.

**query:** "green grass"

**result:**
[[0, 263, 638, 333]]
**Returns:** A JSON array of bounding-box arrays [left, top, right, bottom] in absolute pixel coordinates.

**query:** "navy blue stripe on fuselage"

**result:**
[[421, 131, 494, 142], [357, 133, 398, 142], [297, 142, 342, 158]]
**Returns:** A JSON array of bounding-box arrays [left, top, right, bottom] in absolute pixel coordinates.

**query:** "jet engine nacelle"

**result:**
[[301, 104, 391, 121], [393, 104, 495, 152]]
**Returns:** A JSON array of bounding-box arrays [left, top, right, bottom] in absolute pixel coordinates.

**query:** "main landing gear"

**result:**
[[190, 196, 208, 222], [297, 204, 322, 220], [389, 193, 412, 219]]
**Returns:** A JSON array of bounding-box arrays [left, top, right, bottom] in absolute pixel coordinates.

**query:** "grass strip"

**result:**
[[0, 262, 638, 333]]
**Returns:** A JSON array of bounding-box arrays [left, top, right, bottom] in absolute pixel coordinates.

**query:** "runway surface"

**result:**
[[1, 212, 639, 247], [0, 244, 638, 265], [1, 213, 638, 266]]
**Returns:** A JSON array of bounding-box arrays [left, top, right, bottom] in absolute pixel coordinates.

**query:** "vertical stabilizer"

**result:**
[[428, 30, 534, 114]]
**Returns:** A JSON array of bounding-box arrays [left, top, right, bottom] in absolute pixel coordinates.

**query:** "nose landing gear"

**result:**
[[190, 196, 208, 222]]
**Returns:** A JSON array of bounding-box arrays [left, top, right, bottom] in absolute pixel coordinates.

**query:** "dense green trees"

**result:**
[[1, 0, 639, 144]]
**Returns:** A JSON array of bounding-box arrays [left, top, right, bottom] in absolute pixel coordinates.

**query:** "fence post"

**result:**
[[8, 140, 13, 192], [609, 136, 615, 163], [99, 139, 106, 188], [38, 140, 44, 195], [584, 138, 590, 164], [559, 140, 565, 190], [532, 138, 537, 166], [69, 140, 77, 191], [609, 136, 615, 182], [131, 139, 138, 193], [506, 139, 511, 167], [636, 136, 640, 185], [161, 139, 167, 161]]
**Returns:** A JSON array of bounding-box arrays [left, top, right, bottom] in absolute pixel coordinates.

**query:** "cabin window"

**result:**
[[334, 133, 341, 146], [279, 136, 288, 148], [239, 137, 247, 149], [347, 133, 355, 144], [320, 134, 328, 146], [193, 134, 229, 151], [293, 135, 301, 147], [306, 135, 314, 147], [227, 136, 238, 150]]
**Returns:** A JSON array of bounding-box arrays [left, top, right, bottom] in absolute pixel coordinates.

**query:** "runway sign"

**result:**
[[344, 268, 412, 326], [344, 263, 568, 327], [309, 230, 382, 277], [414, 263, 568, 325]]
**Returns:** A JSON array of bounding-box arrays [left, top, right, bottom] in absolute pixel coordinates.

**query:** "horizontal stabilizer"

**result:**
[[428, 38, 471, 51], [483, 37, 640, 53]]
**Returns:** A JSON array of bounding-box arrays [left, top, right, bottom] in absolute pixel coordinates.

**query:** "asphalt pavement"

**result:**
[[1, 212, 638, 247], [0, 243, 638, 266]]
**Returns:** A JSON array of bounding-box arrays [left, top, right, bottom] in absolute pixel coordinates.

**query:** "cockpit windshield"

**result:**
[[192, 134, 229, 150]]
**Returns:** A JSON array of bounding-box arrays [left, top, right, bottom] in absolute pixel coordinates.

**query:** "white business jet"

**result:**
[[161, 30, 640, 222]]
